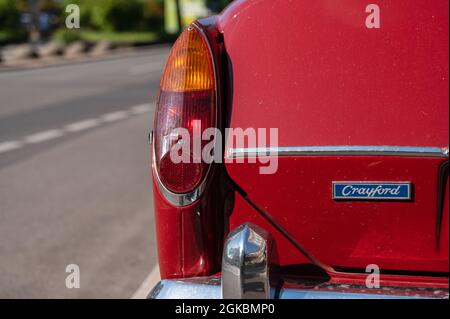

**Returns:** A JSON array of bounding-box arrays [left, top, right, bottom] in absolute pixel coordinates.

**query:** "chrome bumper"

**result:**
[[149, 223, 449, 299]]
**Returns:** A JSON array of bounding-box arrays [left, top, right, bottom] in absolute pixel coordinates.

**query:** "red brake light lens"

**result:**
[[154, 25, 216, 194]]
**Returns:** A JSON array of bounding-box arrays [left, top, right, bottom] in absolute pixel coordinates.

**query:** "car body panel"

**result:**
[[219, 0, 449, 273], [226, 156, 449, 273], [218, 0, 448, 147], [152, 0, 449, 287]]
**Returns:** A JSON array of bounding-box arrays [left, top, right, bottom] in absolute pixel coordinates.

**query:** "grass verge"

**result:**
[[53, 29, 166, 45], [0, 30, 28, 45]]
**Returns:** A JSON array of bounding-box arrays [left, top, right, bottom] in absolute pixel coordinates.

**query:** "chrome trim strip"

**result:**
[[148, 278, 448, 299], [226, 146, 449, 158]]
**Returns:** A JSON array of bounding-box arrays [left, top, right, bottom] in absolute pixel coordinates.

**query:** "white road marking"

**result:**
[[130, 265, 160, 299], [130, 103, 153, 115], [0, 141, 23, 154], [101, 110, 128, 123], [0, 103, 152, 155], [65, 119, 100, 132], [24, 129, 64, 144]]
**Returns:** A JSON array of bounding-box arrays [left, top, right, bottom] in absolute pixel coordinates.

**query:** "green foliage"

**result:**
[[219, 0, 233, 11], [38, 0, 62, 11], [53, 28, 160, 45], [143, 0, 164, 32], [61, 0, 163, 32], [61, 0, 99, 29], [60, 0, 233, 33], [0, 0, 21, 30], [0, 30, 27, 45], [90, 0, 143, 31], [53, 28, 82, 44], [14, 0, 62, 12], [206, 0, 233, 12]]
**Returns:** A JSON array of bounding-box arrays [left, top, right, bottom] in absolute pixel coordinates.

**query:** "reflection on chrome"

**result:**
[[227, 145, 449, 158], [221, 223, 276, 299]]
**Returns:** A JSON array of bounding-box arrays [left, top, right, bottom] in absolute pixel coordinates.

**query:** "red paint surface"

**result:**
[[219, 0, 448, 147], [230, 190, 449, 288], [152, 162, 229, 280], [219, 0, 449, 274], [229, 191, 312, 266], [152, 176, 182, 279], [226, 156, 449, 273]]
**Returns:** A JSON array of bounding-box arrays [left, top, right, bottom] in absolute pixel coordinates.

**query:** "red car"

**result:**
[[149, 0, 449, 299]]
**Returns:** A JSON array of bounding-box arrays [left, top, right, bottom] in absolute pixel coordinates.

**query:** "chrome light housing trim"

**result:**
[[151, 21, 221, 207], [152, 132, 208, 206]]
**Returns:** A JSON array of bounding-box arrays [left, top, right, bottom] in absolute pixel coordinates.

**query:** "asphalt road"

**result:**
[[0, 45, 170, 298]]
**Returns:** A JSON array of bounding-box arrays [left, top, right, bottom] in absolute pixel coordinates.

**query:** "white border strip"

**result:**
[[0, 141, 23, 153], [0, 103, 155, 156], [130, 265, 160, 299]]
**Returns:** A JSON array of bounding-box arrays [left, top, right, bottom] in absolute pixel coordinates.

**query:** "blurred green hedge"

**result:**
[[61, 0, 164, 32], [1, 0, 233, 45], [0, 0, 28, 44], [0, 0, 22, 30], [1, 0, 233, 33]]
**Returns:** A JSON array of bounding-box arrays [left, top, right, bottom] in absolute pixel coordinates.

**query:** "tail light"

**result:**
[[154, 25, 217, 197]]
